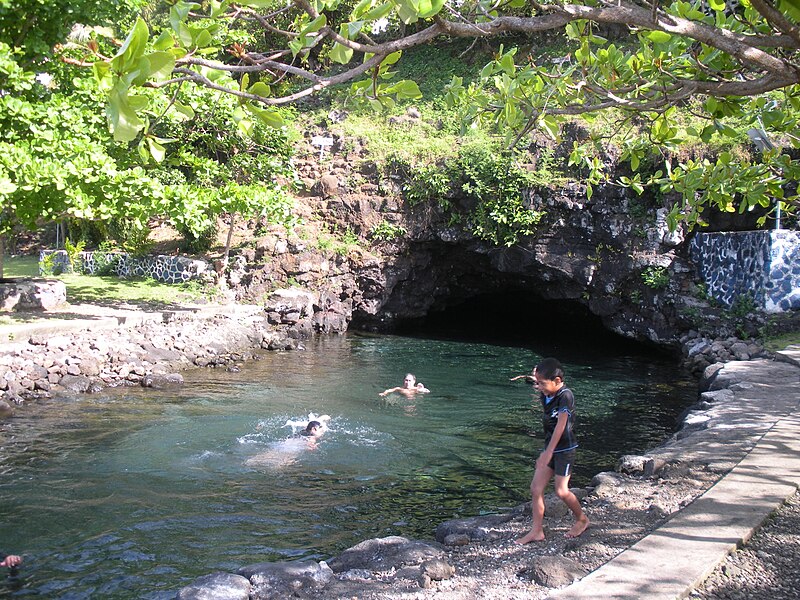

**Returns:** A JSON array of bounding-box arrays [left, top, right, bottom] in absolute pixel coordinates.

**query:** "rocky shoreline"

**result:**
[[0, 289, 348, 412], [0, 297, 797, 600]]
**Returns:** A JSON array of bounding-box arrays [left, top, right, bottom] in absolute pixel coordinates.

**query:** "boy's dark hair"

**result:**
[[305, 420, 321, 432], [536, 357, 564, 381]]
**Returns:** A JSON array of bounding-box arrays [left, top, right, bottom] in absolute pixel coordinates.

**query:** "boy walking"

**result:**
[[516, 357, 589, 543]]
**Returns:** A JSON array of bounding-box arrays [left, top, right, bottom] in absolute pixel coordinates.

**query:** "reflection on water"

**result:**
[[0, 333, 696, 598]]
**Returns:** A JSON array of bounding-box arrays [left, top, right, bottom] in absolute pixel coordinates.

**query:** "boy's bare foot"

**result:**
[[565, 516, 590, 538], [515, 530, 545, 544]]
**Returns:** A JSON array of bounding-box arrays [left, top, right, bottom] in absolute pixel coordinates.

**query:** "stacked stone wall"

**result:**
[[689, 230, 800, 313], [39, 250, 211, 284]]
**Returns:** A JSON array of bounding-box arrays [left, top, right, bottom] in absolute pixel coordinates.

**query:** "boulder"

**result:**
[[327, 536, 444, 573], [176, 572, 251, 600], [0, 279, 67, 311], [237, 560, 333, 599], [518, 555, 588, 588], [435, 513, 513, 544]]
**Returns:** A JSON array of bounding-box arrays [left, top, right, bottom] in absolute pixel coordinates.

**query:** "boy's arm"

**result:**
[[379, 387, 400, 396]]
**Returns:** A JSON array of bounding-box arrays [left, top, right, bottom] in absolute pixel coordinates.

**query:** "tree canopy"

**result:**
[[0, 0, 296, 279], [67, 0, 800, 229]]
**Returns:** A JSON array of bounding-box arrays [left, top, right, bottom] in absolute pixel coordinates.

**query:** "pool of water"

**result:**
[[0, 332, 696, 598]]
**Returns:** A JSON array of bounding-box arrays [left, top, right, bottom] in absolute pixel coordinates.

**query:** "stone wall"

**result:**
[[689, 230, 800, 312], [40, 250, 211, 284]]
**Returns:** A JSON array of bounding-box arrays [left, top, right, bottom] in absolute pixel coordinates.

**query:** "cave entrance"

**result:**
[[394, 291, 671, 361]]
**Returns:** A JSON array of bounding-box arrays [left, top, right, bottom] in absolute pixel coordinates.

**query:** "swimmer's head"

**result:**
[[302, 420, 323, 437]]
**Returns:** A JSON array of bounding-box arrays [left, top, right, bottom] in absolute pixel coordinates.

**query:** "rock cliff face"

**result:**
[[234, 148, 699, 350]]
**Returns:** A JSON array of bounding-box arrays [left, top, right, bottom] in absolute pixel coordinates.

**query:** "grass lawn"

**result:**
[[3, 255, 214, 308], [763, 331, 800, 352], [3, 255, 38, 278]]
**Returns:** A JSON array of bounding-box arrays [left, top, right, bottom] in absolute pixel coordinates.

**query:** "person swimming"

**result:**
[[379, 373, 430, 397], [245, 414, 329, 468], [283, 413, 331, 432]]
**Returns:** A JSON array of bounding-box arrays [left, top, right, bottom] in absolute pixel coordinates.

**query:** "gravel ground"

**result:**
[[304, 461, 725, 600], [310, 466, 799, 600], [690, 489, 800, 600]]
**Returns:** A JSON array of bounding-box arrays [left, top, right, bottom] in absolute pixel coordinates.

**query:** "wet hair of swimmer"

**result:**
[[302, 420, 322, 435]]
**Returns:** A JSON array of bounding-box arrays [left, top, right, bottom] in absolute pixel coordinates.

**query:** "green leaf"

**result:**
[[499, 53, 515, 75], [237, 0, 275, 7], [383, 51, 402, 66], [250, 106, 284, 128], [709, 0, 725, 10], [107, 90, 144, 142], [132, 52, 176, 85], [93, 61, 112, 87], [193, 28, 213, 49], [127, 94, 149, 111], [714, 121, 738, 138], [0, 176, 17, 195], [147, 138, 166, 163], [647, 31, 672, 44], [539, 114, 559, 139], [330, 42, 354, 64], [417, 0, 444, 18], [209, 0, 228, 17], [114, 17, 149, 71], [175, 22, 194, 47], [352, 0, 374, 19], [153, 30, 175, 52], [248, 81, 272, 98], [347, 21, 364, 37], [289, 39, 304, 57], [386, 79, 422, 99], [301, 14, 327, 35], [397, 0, 420, 23], [364, 1, 393, 20]]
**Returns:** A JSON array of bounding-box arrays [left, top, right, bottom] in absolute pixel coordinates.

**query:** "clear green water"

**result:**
[[0, 333, 695, 598]]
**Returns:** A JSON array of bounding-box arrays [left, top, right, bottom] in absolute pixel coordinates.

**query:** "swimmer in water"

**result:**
[[510, 367, 538, 385], [246, 417, 328, 467], [379, 373, 430, 397], [300, 420, 324, 448]]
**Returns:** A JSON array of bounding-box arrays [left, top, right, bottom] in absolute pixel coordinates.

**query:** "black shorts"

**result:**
[[548, 449, 576, 477]]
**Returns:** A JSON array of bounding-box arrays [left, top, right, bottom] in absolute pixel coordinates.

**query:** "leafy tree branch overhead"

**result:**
[[70, 0, 800, 228], [82, 0, 800, 122]]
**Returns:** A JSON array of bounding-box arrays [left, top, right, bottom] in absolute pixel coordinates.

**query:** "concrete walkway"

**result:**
[[551, 347, 800, 600]]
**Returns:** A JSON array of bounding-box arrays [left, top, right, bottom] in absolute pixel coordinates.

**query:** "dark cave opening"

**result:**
[[392, 291, 675, 361]]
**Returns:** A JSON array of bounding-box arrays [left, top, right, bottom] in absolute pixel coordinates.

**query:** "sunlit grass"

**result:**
[[3, 255, 38, 278], [763, 332, 800, 352], [59, 272, 213, 306], [3, 255, 214, 308]]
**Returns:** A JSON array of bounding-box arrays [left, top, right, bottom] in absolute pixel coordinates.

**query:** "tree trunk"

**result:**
[[0, 234, 5, 280], [222, 213, 235, 271]]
